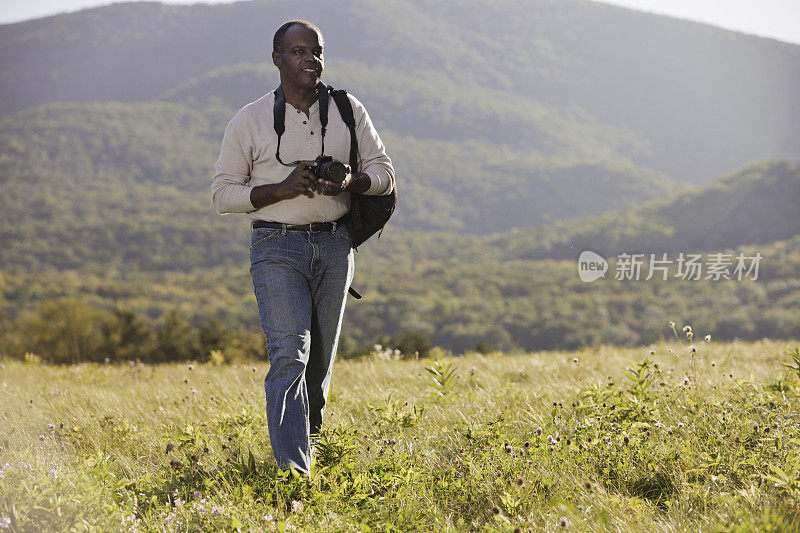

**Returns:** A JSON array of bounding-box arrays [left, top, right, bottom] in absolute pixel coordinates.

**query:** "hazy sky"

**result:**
[[1, 0, 799, 45]]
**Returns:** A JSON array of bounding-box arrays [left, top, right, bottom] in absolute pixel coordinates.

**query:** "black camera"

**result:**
[[312, 155, 350, 183]]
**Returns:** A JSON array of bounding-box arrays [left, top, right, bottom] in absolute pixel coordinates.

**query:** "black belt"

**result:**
[[252, 220, 338, 232]]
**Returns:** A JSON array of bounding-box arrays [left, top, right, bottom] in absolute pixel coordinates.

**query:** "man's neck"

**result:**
[[281, 83, 319, 116]]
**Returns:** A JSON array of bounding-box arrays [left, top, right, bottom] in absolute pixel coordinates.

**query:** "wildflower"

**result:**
[[47, 424, 55, 430], [535, 427, 542, 436], [503, 443, 513, 454], [669, 321, 675, 328], [649, 350, 655, 356], [573, 358, 579, 364], [686, 331, 693, 340], [711, 361, 716, 367], [0, 516, 10, 530], [469, 366, 476, 374], [683, 325, 692, 333], [704, 334, 711, 342], [559, 516, 569, 527], [104, 357, 111, 364], [547, 435, 555, 444], [688, 345, 696, 353], [263, 512, 275, 522], [683, 378, 690, 386], [291, 500, 304, 513], [678, 422, 685, 428], [193, 490, 201, 499], [212, 506, 225, 516], [654, 421, 662, 428], [38, 435, 45, 441], [188, 364, 194, 370], [252, 367, 257, 372], [49, 469, 58, 479], [128, 360, 135, 366]]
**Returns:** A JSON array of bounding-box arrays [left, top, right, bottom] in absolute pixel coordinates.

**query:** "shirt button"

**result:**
[[303, 121, 307, 124], [310, 131, 314, 135], [296, 110, 300, 113]]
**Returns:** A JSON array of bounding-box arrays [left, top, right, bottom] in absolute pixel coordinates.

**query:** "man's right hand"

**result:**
[[250, 161, 318, 209], [280, 160, 318, 199]]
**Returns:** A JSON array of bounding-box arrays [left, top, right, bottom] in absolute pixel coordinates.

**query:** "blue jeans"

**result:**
[[249, 224, 354, 473]]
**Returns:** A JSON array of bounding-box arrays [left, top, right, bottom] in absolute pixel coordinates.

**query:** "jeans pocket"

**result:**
[[333, 225, 352, 245], [250, 228, 282, 250]]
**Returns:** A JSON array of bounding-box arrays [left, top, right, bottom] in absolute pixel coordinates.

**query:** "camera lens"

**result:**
[[319, 160, 347, 183]]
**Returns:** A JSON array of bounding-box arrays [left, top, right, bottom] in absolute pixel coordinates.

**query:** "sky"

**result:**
[[1, 0, 799, 46]]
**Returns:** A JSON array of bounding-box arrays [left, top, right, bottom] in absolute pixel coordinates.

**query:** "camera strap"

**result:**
[[273, 82, 329, 166]]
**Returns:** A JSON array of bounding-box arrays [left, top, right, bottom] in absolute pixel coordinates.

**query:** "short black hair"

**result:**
[[273, 20, 323, 53]]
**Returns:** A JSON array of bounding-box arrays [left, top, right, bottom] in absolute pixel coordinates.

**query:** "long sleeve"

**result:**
[[350, 95, 394, 196], [211, 118, 256, 214]]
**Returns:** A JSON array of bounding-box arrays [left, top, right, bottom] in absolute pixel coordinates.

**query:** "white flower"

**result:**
[[0, 516, 10, 529], [704, 334, 711, 342], [49, 469, 58, 479], [291, 500, 304, 513]]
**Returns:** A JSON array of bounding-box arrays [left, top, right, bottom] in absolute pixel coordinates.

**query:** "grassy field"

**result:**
[[1, 337, 800, 532]]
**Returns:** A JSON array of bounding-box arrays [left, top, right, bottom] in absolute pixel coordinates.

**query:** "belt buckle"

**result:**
[[309, 223, 320, 234]]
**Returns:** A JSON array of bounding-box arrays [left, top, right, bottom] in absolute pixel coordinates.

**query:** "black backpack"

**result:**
[[328, 87, 396, 249]]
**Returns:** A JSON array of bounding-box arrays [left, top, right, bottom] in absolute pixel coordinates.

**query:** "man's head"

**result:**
[[272, 20, 324, 91]]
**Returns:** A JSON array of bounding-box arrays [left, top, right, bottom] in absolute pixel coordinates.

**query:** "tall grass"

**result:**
[[1, 339, 799, 531]]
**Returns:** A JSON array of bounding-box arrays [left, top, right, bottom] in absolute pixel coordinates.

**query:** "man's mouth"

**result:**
[[301, 67, 320, 75]]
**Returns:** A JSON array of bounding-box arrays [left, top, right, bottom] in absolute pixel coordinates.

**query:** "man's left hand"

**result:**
[[318, 171, 371, 195], [318, 172, 352, 196]]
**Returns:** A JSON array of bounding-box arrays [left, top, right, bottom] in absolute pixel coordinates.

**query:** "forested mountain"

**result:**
[[1, 0, 799, 355], [1, 0, 799, 184]]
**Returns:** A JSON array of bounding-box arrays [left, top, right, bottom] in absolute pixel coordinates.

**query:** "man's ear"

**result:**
[[272, 50, 281, 68]]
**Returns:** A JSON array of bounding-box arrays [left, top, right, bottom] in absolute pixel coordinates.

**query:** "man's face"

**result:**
[[272, 24, 324, 91]]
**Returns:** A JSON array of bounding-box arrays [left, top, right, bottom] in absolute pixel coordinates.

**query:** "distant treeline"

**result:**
[[2, 235, 798, 362], [0, 299, 437, 365]]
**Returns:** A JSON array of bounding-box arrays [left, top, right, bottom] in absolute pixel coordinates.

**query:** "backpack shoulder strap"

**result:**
[[329, 86, 358, 171]]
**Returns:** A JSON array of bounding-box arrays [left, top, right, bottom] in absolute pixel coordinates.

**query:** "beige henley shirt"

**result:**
[[212, 90, 394, 224]]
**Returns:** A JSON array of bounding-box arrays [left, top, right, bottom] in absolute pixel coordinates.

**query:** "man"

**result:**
[[212, 20, 394, 474]]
